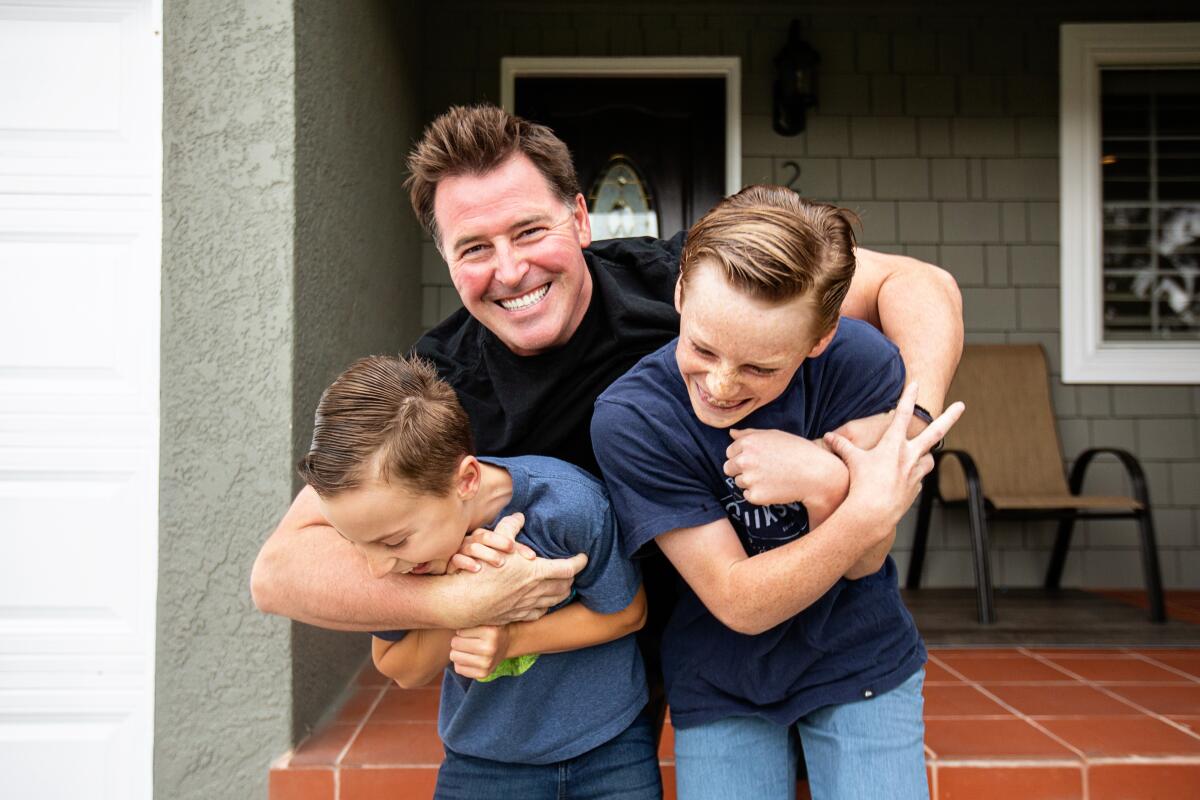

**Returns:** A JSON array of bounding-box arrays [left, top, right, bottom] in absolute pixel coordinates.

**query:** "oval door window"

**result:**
[[587, 155, 659, 239]]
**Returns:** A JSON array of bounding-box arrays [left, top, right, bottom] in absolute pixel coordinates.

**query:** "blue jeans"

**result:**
[[674, 669, 927, 800], [434, 708, 662, 800]]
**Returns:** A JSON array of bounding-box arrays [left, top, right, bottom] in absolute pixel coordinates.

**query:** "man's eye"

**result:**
[[747, 366, 777, 376], [517, 227, 547, 240], [460, 244, 488, 258]]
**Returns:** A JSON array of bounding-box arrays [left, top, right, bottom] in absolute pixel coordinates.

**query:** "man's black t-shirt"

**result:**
[[414, 233, 686, 476]]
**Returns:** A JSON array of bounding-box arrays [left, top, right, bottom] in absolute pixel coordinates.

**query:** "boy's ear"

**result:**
[[674, 277, 683, 314], [807, 319, 839, 358], [455, 456, 481, 499]]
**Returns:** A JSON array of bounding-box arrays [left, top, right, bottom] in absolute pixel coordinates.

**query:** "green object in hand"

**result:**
[[478, 653, 539, 682]]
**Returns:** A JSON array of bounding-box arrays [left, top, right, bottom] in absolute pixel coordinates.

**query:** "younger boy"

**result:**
[[298, 355, 658, 799]]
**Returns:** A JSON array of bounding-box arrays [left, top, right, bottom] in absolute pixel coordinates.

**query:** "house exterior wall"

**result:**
[[159, 1, 423, 796], [415, 1, 1200, 590]]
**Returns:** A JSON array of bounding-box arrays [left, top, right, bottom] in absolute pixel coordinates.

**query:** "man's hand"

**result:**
[[824, 382, 964, 531], [450, 624, 511, 679], [725, 429, 844, 507], [448, 513, 538, 573], [446, 513, 589, 627]]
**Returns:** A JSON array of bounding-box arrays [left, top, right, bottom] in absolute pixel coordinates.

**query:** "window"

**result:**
[[1060, 23, 1200, 383]]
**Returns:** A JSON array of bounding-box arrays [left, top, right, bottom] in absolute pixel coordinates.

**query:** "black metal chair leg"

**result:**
[[1044, 517, 1077, 590], [964, 474, 995, 624], [906, 477, 935, 590], [1137, 510, 1167, 623]]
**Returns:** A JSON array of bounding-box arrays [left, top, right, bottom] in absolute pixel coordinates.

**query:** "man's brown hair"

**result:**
[[298, 355, 474, 497], [405, 104, 581, 247], [678, 185, 859, 340]]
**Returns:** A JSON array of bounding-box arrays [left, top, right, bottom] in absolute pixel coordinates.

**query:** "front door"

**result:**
[[515, 77, 727, 239]]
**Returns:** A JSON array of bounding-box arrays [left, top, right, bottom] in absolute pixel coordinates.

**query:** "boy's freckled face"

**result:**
[[318, 481, 470, 579], [674, 261, 830, 429]]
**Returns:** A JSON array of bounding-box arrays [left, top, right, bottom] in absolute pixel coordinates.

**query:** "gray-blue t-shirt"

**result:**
[[377, 455, 647, 765]]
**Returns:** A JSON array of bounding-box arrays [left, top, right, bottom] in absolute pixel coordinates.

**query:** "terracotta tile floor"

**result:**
[[271, 594, 1200, 799]]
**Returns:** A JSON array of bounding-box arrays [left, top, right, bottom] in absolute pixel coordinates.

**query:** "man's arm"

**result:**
[[250, 490, 585, 631], [842, 249, 963, 414], [662, 384, 963, 635]]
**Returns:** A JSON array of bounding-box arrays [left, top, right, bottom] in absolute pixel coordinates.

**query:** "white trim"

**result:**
[[1060, 22, 1200, 384], [501, 57, 741, 196]]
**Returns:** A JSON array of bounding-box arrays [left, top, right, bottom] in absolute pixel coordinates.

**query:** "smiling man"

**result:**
[[251, 104, 963, 667]]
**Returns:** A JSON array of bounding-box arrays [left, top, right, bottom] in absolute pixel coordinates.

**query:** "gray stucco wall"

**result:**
[[416, 0, 1200, 590], [159, 1, 297, 797], [159, 0, 424, 796]]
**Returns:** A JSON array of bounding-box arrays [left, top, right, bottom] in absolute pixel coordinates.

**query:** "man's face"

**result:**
[[434, 154, 594, 356], [674, 261, 835, 429], [318, 478, 471, 579]]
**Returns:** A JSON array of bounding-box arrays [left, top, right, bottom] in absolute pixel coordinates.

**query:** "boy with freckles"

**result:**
[[593, 185, 963, 800]]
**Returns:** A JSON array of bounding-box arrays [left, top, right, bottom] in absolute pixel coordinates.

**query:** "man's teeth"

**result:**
[[499, 284, 549, 310]]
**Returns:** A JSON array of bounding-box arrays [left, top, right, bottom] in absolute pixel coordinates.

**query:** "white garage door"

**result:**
[[0, 1, 161, 797]]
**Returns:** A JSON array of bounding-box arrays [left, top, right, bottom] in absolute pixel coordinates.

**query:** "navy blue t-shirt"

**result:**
[[376, 456, 647, 764], [592, 318, 926, 729]]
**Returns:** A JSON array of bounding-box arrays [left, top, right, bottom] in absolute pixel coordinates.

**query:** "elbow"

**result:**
[[389, 672, 436, 690], [708, 596, 772, 636], [250, 547, 282, 615]]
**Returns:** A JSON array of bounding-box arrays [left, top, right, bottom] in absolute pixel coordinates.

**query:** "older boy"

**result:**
[[593, 187, 963, 799]]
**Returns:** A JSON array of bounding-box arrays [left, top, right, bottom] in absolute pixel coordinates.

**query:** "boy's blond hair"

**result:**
[[679, 185, 859, 339], [298, 355, 474, 497]]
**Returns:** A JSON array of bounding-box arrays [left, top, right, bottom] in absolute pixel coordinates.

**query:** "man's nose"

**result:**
[[493, 242, 529, 286]]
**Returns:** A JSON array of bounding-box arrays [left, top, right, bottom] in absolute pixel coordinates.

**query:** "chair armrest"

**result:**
[[1067, 447, 1151, 506], [932, 449, 984, 504]]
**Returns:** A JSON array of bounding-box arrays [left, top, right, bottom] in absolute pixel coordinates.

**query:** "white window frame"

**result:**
[[500, 57, 741, 195], [1060, 22, 1200, 383]]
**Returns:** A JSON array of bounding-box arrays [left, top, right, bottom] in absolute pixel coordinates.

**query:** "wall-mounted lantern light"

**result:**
[[773, 20, 820, 137]]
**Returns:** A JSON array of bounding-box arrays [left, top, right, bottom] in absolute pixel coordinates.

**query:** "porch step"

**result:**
[[271, 593, 1200, 799]]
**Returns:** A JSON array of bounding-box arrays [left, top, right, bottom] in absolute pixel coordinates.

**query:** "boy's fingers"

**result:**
[[823, 431, 857, 462], [914, 401, 965, 453], [514, 541, 538, 561], [449, 554, 482, 573], [884, 382, 920, 443], [477, 530, 518, 553], [462, 542, 505, 567], [491, 512, 525, 541]]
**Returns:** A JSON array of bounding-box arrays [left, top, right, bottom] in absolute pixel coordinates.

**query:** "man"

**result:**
[[251, 103, 962, 644]]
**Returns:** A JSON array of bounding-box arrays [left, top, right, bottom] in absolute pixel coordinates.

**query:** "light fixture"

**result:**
[[773, 20, 820, 137]]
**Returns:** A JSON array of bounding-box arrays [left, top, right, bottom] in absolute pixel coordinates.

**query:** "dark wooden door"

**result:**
[[515, 77, 726, 238]]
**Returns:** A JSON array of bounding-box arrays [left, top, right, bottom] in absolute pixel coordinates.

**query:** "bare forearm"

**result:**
[[373, 631, 453, 688], [844, 527, 896, 579], [507, 586, 647, 658], [848, 250, 964, 414], [252, 523, 476, 630]]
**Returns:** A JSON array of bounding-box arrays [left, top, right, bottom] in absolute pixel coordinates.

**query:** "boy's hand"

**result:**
[[449, 624, 511, 679], [725, 429, 836, 506], [448, 512, 538, 574], [824, 382, 964, 532]]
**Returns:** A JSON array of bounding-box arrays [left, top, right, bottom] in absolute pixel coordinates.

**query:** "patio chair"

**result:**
[[905, 344, 1165, 625]]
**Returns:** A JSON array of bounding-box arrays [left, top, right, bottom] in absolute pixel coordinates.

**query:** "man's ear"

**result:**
[[572, 194, 592, 248], [455, 456, 481, 500], [807, 319, 840, 358], [674, 277, 684, 314]]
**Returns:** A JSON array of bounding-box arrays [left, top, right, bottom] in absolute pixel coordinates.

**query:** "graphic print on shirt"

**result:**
[[720, 476, 810, 555]]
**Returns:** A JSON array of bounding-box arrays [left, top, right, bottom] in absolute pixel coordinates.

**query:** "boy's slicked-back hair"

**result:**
[[298, 355, 474, 498], [405, 104, 581, 246], [679, 185, 860, 339]]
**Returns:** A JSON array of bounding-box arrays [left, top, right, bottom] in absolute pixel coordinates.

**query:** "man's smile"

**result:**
[[497, 283, 550, 311]]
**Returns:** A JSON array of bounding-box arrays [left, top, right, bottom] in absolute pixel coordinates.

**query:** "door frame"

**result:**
[[500, 57, 741, 196]]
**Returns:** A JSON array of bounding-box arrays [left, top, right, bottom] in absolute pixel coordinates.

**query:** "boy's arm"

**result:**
[[372, 631, 454, 689], [449, 586, 648, 680], [842, 248, 963, 415], [724, 429, 887, 578], [251, 489, 584, 630]]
